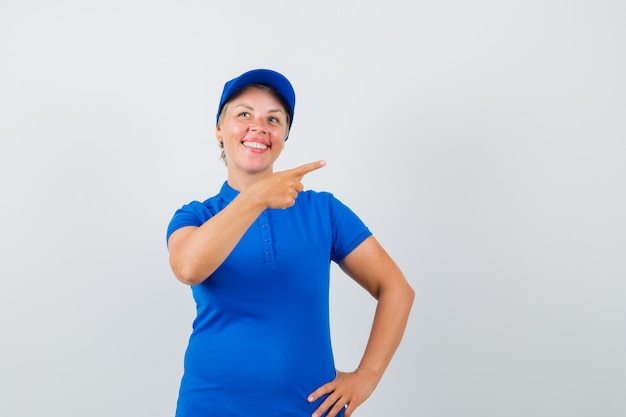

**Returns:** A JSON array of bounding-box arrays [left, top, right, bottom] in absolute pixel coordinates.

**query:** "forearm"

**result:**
[[357, 282, 414, 382], [169, 192, 266, 285]]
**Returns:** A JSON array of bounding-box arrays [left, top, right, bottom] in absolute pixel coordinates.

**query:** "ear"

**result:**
[[215, 126, 223, 144]]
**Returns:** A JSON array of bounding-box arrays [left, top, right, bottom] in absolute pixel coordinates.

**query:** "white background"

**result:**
[[1, 1, 625, 416]]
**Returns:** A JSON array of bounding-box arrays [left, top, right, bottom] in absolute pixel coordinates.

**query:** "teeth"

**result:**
[[243, 141, 268, 150]]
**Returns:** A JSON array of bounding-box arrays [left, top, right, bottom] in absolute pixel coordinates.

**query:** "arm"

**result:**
[[167, 192, 266, 285], [308, 235, 414, 417], [168, 161, 326, 285]]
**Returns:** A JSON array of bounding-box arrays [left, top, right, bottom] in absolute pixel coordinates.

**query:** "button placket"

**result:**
[[259, 211, 275, 264]]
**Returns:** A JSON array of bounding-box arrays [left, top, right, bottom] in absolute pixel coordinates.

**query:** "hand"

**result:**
[[308, 368, 379, 417], [247, 160, 326, 209]]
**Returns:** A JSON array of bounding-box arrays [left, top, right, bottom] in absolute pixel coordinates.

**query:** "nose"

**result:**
[[249, 116, 268, 133]]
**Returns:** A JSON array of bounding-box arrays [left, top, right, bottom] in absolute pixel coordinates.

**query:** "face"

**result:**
[[216, 86, 289, 178]]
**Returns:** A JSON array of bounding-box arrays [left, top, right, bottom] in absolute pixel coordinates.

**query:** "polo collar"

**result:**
[[219, 181, 240, 203]]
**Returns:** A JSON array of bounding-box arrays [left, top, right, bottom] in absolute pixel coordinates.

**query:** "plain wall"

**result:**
[[1, 1, 624, 416]]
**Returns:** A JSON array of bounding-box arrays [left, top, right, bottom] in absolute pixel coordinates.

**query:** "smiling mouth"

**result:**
[[242, 141, 268, 150]]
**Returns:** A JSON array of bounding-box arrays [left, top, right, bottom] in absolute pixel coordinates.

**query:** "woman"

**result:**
[[166, 69, 414, 417]]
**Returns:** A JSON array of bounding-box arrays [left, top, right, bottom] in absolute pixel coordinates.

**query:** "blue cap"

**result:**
[[216, 69, 296, 132]]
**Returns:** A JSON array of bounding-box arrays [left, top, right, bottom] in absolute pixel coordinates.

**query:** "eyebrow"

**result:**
[[234, 103, 285, 114]]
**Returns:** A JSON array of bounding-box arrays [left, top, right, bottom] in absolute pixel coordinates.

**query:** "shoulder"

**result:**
[[295, 189, 364, 225], [299, 189, 357, 211], [297, 189, 335, 205], [166, 192, 226, 242], [172, 182, 236, 217], [295, 189, 346, 213], [176, 195, 223, 217]]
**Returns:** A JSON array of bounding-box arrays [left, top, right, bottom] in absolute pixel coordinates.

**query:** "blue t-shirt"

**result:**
[[167, 182, 372, 417]]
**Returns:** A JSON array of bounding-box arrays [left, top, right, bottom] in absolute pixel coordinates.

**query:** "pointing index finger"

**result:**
[[292, 160, 326, 179]]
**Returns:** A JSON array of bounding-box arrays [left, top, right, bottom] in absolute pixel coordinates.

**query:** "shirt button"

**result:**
[[264, 237, 270, 242], [262, 224, 268, 229], [266, 250, 272, 255]]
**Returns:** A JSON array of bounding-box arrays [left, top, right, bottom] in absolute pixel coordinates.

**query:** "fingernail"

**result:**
[[308, 395, 314, 402]]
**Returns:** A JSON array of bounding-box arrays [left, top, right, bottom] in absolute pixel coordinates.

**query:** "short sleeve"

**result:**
[[166, 201, 215, 245], [328, 194, 372, 263]]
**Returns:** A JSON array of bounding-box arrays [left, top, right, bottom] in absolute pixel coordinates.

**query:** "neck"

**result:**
[[226, 166, 274, 192]]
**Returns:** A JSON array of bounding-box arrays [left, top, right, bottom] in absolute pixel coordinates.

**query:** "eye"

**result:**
[[268, 115, 282, 124], [237, 111, 250, 118]]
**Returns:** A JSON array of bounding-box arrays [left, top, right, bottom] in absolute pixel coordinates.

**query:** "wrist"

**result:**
[[235, 189, 268, 213], [355, 365, 383, 385]]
